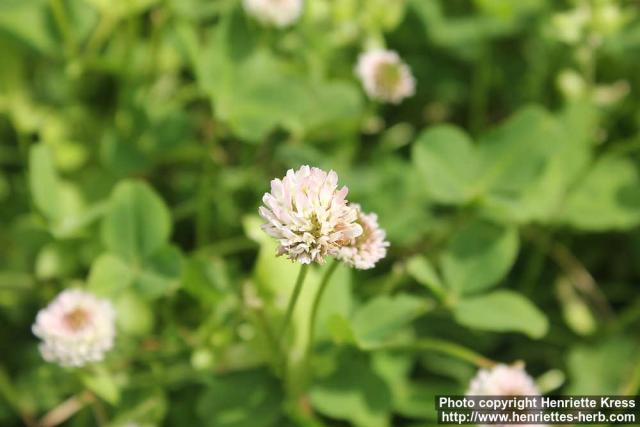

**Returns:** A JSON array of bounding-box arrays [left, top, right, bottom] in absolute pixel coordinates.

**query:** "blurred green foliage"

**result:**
[[1, 0, 640, 426]]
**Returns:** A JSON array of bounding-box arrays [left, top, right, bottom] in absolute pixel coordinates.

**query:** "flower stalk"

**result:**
[[278, 264, 309, 347], [307, 258, 340, 357], [300, 258, 340, 388]]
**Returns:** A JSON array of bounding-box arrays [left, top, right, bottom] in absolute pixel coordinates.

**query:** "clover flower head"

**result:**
[[467, 363, 545, 427], [32, 289, 116, 367], [356, 49, 416, 104], [337, 204, 389, 269], [467, 363, 542, 426], [467, 363, 540, 396], [243, 0, 303, 28], [259, 165, 363, 264]]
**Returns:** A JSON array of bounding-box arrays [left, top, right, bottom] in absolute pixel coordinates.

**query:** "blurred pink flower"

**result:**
[[467, 363, 546, 427], [467, 363, 540, 396], [338, 204, 389, 269], [259, 165, 362, 264], [243, 0, 303, 28], [32, 289, 116, 367], [356, 49, 416, 104]]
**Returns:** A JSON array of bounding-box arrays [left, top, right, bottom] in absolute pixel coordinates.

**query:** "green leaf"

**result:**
[[558, 155, 640, 231], [114, 291, 154, 336], [81, 366, 120, 405], [373, 352, 459, 421], [327, 314, 357, 344], [352, 294, 431, 349], [35, 243, 75, 280], [197, 370, 283, 427], [101, 181, 171, 262], [197, 8, 362, 142], [412, 107, 559, 210], [134, 245, 182, 298], [345, 158, 433, 245], [108, 390, 167, 426], [51, 197, 107, 239], [406, 256, 446, 297], [475, 107, 557, 197], [88, 246, 181, 301], [300, 81, 363, 134], [29, 144, 61, 221], [29, 144, 104, 237], [220, 50, 309, 141], [181, 257, 225, 306], [566, 337, 638, 394], [310, 352, 392, 427], [412, 125, 478, 204], [0, 0, 57, 53], [453, 290, 548, 338], [87, 253, 134, 297], [419, 353, 475, 384], [478, 104, 593, 224], [441, 220, 518, 294], [252, 236, 299, 297]]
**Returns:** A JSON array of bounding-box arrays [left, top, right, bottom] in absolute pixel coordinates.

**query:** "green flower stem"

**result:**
[[87, 14, 115, 56], [278, 264, 309, 346], [49, 0, 76, 56], [299, 258, 340, 390], [376, 338, 495, 369], [306, 258, 340, 359]]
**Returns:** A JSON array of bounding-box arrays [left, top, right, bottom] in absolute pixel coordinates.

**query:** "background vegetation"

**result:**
[[1, 0, 640, 426]]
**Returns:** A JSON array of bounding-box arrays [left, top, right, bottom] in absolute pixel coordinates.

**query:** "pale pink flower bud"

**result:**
[[32, 289, 116, 367], [356, 49, 416, 104], [243, 0, 303, 28], [337, 204, 389, 269], [259, 165, 362, 264]]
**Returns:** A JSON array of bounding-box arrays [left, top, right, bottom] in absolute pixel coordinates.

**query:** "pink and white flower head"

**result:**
[[467, 363, 540, 396], [337, 204, 389, 269], [467, 363, 545, 427], [356, 49, 416, 104], [32, 289, 116, 367], [243, 0, 303, 28], [259, 165, 363, 264]]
